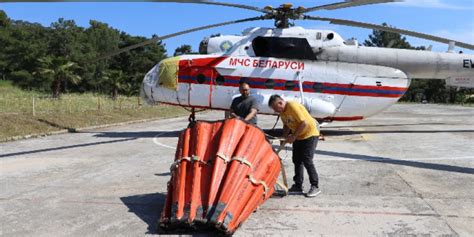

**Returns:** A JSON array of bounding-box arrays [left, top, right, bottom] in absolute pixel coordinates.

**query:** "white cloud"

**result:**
[[394, 0, 474, 10]]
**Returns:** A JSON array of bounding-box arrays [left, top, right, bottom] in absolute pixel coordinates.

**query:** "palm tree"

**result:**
[[102, 69, 127, 100], [36, 56, 81, 98]]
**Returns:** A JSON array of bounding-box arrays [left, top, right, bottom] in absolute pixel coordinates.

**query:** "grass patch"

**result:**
[[0, 81, 188, 142]]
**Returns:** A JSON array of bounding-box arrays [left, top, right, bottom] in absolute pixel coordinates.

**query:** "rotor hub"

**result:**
[[264, 4, 305, 28]]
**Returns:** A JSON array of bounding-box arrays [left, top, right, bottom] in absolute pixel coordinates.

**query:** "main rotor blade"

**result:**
[[0, 0, 269, 13], [304, 15, 474, 50], [93, 15, 266, 61], [156, 0, 269, 13], [301, 0, 401, 13]]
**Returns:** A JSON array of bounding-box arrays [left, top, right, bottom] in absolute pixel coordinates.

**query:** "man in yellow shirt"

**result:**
[[268, 94, 321, 197]]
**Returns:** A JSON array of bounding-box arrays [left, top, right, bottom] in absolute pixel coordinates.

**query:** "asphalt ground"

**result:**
[[1, 104, 473, 236]]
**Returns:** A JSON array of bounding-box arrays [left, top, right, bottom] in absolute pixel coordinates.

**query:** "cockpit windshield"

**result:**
[[252, 36, 316, 60]]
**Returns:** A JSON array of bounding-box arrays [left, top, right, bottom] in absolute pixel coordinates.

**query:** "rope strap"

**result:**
[[170, 155, 210, 171], [275, 180, 288, 193], [230, 156, 253, 168], [248, 174, 269, 198], [192, 155, 209, 165], [169, 156, 191, 171], [216, 152, 230, 163]]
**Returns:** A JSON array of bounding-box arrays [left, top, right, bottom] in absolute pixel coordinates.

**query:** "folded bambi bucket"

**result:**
[[159, 118, 281, 234]]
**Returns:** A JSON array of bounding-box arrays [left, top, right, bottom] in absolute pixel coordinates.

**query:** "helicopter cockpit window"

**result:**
[[199, 38, 209, 54], [316, 32, 322, 40], [215, 75, 225, 85], [326, 33, 334, 41], [239, 77, 248, 84], [265, 79, 275, 89], [197, 74, 206, 84], [252, 36, 316, 60], [285, 80, 296, 90], [312, 82, 324, 92]]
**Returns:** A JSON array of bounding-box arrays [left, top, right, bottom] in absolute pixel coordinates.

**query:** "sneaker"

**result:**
[[305, 186, 321, 198], [288, 184, 303, 194]]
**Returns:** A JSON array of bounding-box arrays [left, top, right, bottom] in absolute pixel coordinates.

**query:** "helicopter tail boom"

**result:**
[[318, 46, 474, 83]]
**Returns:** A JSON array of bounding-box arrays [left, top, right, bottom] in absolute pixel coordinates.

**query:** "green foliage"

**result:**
[[401, 79, 473, 103], [174, 44, 195, 56], [36, 56, 82, 98], [0, 11, 167, 98], [364, 23, 412, 49], [1, 16, 49, 84], [464, 94, 474, 103], [0, 10, 10, 27], [110, 33, 167, 95], [101, 69, 128, 100], [10, 70, 35, 89]]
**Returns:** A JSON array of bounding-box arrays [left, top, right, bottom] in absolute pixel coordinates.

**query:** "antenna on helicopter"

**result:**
[[386, 39, 396, 48], [448, 41, 456, 53], [345, 38, 359, 46]]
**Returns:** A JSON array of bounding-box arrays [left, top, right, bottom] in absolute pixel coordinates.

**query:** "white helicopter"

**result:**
[[138, 0, 474, 122], [11, 0, 474, 122]]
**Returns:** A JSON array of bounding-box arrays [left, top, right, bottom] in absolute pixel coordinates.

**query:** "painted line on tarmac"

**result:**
[[153, 132, 177, 149]]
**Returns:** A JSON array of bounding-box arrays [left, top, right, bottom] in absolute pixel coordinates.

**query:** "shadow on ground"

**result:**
[[120, 192, 165, 234], [0, 137, 137, 158], [326, 122, 448, 129], [91, 130, 182, 138], [271, 144, 474, 175], [120, 192, 225, 236], [264, 126, 474, 138], [321, 129, 474, 136], [315, 150, 474, 175]]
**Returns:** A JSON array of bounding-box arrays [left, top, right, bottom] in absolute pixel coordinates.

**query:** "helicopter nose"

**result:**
[[141, 56, 182, 103], [155, 56, 181, 91], [141, 64, 159, 102]]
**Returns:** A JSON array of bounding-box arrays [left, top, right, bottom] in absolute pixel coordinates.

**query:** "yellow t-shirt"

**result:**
[[281, 101, 319, 140]]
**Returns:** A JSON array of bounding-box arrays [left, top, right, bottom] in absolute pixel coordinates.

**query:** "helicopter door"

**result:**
[[300, 66, 338, 118], [188, 67, 213, 108], [329, 70, 361, 119], [210, 71, 236, 110]]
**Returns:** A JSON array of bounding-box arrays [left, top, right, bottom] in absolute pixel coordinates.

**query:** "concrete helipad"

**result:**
[[1, 104, 473, 236]]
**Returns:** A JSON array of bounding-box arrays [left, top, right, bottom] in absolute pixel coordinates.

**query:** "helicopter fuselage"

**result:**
[[142, 27, 474, 121]]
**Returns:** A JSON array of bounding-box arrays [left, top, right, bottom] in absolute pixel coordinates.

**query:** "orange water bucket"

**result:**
[[160, 118, 281, 234]]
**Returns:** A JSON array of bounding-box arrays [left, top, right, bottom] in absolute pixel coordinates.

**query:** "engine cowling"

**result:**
[[199, 35, 245, 54]]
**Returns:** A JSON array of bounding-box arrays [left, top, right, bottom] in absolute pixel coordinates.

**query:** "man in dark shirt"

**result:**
[[230, 82, 258, 125]]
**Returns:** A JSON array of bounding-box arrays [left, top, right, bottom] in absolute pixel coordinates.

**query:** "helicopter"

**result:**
[[8, 0, 474, 122]]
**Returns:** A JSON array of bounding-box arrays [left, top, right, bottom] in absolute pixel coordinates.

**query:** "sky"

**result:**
[[1, 0, 473, 56]]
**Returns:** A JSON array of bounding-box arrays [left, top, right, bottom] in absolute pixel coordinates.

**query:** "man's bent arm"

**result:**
[[229, 108, 239, 118], [291, 121, 308, 141], [282, 124, 290, 138], [244, 108, 257, 121]]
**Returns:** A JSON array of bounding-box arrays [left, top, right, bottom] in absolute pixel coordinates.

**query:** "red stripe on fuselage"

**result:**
[[176, 57, 407, 98]]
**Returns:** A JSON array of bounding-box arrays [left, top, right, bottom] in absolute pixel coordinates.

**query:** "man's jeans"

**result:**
[[292, 136, 319, 188]]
